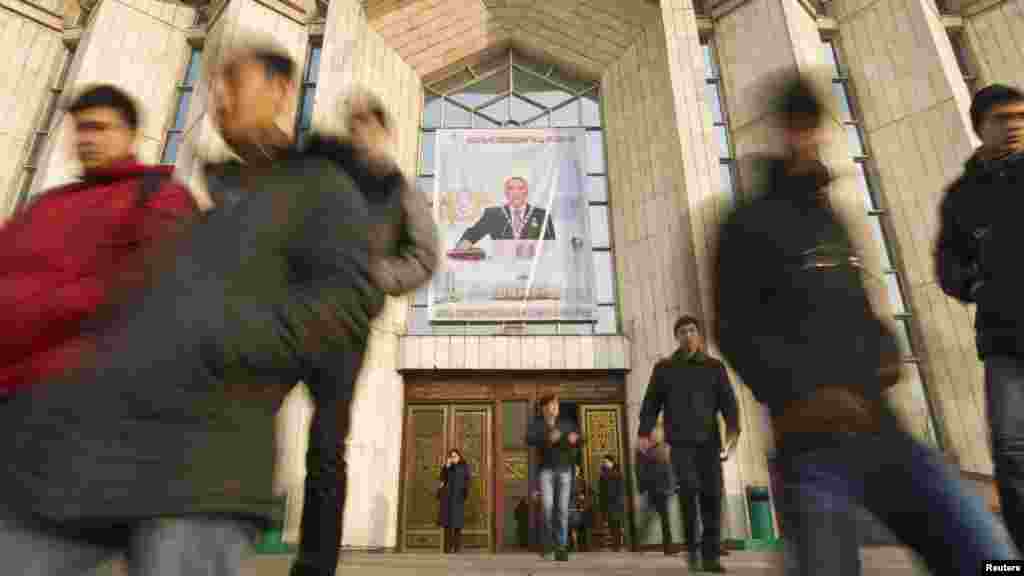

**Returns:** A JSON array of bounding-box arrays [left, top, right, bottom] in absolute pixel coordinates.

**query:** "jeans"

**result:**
[[777, 429, 1017, 576], [294, 346, 365, 576], [986, 355, 1024, 552], [539, 467, 572, 550], [0, 511, 254, 576]]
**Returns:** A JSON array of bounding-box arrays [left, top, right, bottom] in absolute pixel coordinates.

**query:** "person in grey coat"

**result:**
[[0, 36, 384, 576], [290, 89, 438, 576], [438, 449, 471, 553]]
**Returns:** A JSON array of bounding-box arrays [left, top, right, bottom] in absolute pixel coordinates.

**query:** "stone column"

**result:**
[[831, 0, 992, 472]]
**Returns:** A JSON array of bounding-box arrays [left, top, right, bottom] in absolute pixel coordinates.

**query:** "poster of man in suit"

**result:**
[[430, 129, 595, 323]]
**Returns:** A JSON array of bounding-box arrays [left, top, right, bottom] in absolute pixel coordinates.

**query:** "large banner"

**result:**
[[431, 129, 595, 323]]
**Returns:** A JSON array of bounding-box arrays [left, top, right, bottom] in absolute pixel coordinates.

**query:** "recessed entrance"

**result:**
[[398, 374, 628, 553]]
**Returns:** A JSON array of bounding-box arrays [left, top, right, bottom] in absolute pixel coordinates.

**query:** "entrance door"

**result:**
[[579, 403, 626, 549], [401, 404, 493, 552]]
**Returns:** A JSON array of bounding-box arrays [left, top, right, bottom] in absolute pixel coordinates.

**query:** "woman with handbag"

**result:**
[[438, 449, 471, 553]]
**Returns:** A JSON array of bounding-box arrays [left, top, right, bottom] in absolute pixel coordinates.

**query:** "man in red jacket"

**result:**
[[0, 84, 197, 399]]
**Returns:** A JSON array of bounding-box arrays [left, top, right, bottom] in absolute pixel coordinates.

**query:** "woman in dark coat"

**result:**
[[599, 454, 625, 551], [439, 449, 471, 553]]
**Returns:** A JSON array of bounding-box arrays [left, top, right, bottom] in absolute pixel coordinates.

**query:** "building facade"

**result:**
[[3, 0, 1019, 553]]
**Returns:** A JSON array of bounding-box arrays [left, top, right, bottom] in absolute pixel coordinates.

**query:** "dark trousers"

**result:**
[[606, 512, 623, 550], [672, 443, 722, 562], [776, 429, 1016, 576], [986, 355, 1024, 552], [292, 346, 365, 576], [651, 494, 675, 554]]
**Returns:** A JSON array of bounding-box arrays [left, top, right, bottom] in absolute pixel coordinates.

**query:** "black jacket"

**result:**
[[638, 349, 739, 447], [936, 151, 1024, 358], [713, 156, 901, 416], [526, 416, 581, 470], [458, 204, 556, 245]]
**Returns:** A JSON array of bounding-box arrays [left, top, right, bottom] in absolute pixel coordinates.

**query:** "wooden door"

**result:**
[[401, 404, 494, 552], [579, 403, 627, 549]]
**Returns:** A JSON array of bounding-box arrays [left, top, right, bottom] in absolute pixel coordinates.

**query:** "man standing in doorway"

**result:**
[[527, 394, 583, 561], [936, 83, 1024, 551], [637, 316, 740, 573]]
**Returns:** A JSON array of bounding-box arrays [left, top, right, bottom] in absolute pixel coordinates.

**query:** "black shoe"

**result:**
[[703, 559, 728, 573], [289, 560, 332, 576]]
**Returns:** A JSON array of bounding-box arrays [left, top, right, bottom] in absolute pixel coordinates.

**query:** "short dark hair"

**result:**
[[970, 84, 1024, 135], [674, 315, 701, 335], [773, 75, 824, 131], [67, 84, 140, 130], [538, 394, 558, 410]]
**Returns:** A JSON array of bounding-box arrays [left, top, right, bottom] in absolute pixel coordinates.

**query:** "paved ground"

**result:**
[[132, 548, 925, 575]]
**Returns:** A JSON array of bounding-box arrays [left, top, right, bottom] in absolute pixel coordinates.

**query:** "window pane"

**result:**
[[822, 41, 840, 77], [588, 175, 608, 203], [511, 95, 545, 124], [705, 82, 725, 124], [720, 162, 735, 207], [590, 205, 610, 248], [868, 215, 893, 270], [184, 47, 202, 87], [551, 100, 579, 127], [480, 96, 508, 123], [581, 92, 601, 127], [703, 44, 717, 79], [423, 94, 442, 128], [715, 124, 731, 158], [547, 66, 591, 95], [172, 93, 191, 130], [451, 70, 509, 109], [525, 113, 549, 127], [855, 164, 875, 211], [596, 305, 617, 334], [832, 82, 854, 123], [885, 272, 907, 314], [408, 307, 431, 334], [513, 68, 573, 108], [416, 176, 434, 203], [160, 132, 182, 165], [414, 286, 429, 306], [593, 251, 615, 303], [846, 124, 864, 156], [420, 132, 436, 175], [474, 114, 500, 128], [895, 317, 914, 358], [586, 131, 605, 174], [444, 100, 473, 128], [306, 45, 322, 83]]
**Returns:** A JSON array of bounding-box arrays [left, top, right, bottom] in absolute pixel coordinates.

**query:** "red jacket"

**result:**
[[0, 159, 197, 395]]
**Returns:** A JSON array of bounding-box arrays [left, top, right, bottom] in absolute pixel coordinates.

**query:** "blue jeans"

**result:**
[[777, 430, 1017, 576], [986, 355, 1024, 552], [539, 467, 572, 550]]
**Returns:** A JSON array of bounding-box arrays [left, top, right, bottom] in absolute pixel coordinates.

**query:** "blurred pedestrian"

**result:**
[[0, 84, 197, 400], [713, 72, 1018, 576], [291, 87, 437, 575], [527, 394, 583, 561], [598, 454, 624, 551], [637, 428, 680, 557]]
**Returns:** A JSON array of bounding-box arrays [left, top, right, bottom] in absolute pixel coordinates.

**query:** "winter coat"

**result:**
[[936, 150, 1024, 358], [638, 349, 739, 448], [526, 416, 583, 470], [302, 134, 439, 296], [439, 461, 471, 529], [0, 159, 196, 396], [0, 148, 380, 525], [713, 156, 902, 420]]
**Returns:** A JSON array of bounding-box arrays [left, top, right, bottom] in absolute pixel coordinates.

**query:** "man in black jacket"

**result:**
[[935, 83, 1024, 551], [527, 395, 582, 561], [638, 315, 740, 573], [714, 73, 1016, 576]]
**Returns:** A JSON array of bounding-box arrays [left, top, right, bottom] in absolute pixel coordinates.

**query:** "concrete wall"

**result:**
[[831, 0, 992, 472], [1, 0, 77, 214], [961, 0, 1024, 91]]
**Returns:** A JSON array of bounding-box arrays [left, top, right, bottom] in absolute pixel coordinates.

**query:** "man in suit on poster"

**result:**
[[455, 176, 555, 248]]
